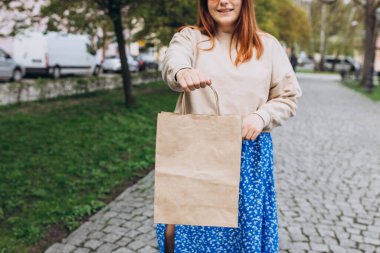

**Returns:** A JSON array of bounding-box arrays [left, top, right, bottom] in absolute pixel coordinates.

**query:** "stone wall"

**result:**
[[0, 71, 162, 106]]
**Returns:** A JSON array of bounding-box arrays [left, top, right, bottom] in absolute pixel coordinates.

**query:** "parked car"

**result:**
[[323, 56, 361, 73], [0, 48, 25, 82], [13, 31, 101, 78], [134, 54, 159, 71], [102, 55, 139, 73], [297, 55, 315, 71]]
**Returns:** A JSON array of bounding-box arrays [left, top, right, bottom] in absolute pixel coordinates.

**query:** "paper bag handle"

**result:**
[[181, 85, 220, 115]]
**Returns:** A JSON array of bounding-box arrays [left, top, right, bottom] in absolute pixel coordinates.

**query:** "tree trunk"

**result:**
[[361, 0, 377, 91], [102, 25, 108, 62], [319, 3, 327, 71], [108, 2, 135, 107]]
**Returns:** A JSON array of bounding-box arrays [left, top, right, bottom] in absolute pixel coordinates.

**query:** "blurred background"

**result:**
[[0, 0, 379, 95], [0, 1, 379, 253]]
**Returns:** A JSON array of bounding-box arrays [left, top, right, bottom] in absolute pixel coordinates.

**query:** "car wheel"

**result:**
[[52, 66, 61, 79], [12, 69, 22, 82]]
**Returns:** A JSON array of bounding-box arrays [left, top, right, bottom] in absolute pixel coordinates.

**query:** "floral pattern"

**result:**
[[155, 132, 279, 252]]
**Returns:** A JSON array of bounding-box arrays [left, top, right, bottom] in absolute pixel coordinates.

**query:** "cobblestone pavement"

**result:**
[[45, 73, 380, 253]]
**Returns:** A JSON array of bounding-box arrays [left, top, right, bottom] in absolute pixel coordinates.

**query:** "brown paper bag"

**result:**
[[153, 85, 242, 228]]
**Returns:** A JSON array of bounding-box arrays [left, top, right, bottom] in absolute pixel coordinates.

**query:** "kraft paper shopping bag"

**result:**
[[153, 85, 242, 227]]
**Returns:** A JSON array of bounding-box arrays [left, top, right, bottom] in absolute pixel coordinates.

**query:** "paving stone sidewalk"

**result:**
[[45, 171, 156, 253], [45, 73, 380, 253]]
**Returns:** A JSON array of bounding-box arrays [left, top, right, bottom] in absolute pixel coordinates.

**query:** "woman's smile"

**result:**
[[217, 8, 234, 14]]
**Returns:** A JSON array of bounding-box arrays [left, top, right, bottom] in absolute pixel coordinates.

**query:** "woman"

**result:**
[[156, 0, 302, 252]]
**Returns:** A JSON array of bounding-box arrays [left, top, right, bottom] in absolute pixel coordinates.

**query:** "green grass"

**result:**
[[0, 80, 178, 253], [342, 79, 380, 102]]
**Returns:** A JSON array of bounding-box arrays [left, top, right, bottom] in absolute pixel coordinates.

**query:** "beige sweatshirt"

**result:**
[[161, 27, 302, 132]]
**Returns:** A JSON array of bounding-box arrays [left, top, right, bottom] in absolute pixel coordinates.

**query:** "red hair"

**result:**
[[179, 0, 264, 66]]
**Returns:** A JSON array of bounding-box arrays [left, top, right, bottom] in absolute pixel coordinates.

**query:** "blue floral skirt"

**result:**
[[155, 132, 279, 252]]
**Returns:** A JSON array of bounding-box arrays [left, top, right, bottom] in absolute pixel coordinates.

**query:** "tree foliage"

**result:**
[[40, 0, 115, 53], [254, 0, 278, 36], [131, 0, 197, 46], [3, 0, 311, 50], [41, 0, 108, 34], [0, 0, 44, 37], [309, 0, 362, 56], [132, 0, 311, 48], [274, 0, 311, 48]]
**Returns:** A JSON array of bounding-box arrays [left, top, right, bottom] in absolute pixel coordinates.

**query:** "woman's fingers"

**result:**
[[242, 124, 259, 140], [197, 72, 206, 88], [247, 128, 255, 140], [184, 74, 194, 91], [178, 77, 191, 93], [177, 69, 191, 92], [243, 128, 258, 140], [241, 114, 264, 140], [250, 129, 259, 140], [177, 68, 212, 92], [197, 71, 211, 88], [241, 125, 249, 139], [191, 74, 201, 89], [178, 78, 191, 93]]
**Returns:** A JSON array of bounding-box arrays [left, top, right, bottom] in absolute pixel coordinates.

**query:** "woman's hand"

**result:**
[[242, 114, 265, 140], [175, 68, 212, 93]]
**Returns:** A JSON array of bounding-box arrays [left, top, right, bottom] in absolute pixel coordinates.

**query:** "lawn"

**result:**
[[0, 80, 178, 253], [342, 79, 380, 102]]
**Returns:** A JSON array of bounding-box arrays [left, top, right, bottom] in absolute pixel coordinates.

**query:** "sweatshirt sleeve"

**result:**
[[252, 37, 303, 131], [161, 27, 195, 92]]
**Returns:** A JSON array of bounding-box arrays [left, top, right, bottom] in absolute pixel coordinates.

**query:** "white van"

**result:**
[[13, 31, 101, 78]]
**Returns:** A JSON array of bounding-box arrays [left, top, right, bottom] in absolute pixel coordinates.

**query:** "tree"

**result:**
[[325, 1, 361, 54], [274, 0, 311, 49], [94, 0, 136, 106], [307, 0, 362, 71], [133, 0, 311, 51], [255, 0, 278, 35], [254, 0, 312, 51], [0, 0, 45, 37], [131, 0, 198, 46], [41, 0, 136, 106], [353, 0, 380, 91]]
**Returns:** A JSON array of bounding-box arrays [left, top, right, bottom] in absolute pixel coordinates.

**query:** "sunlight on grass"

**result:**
[[0, 80, 178, 252]]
